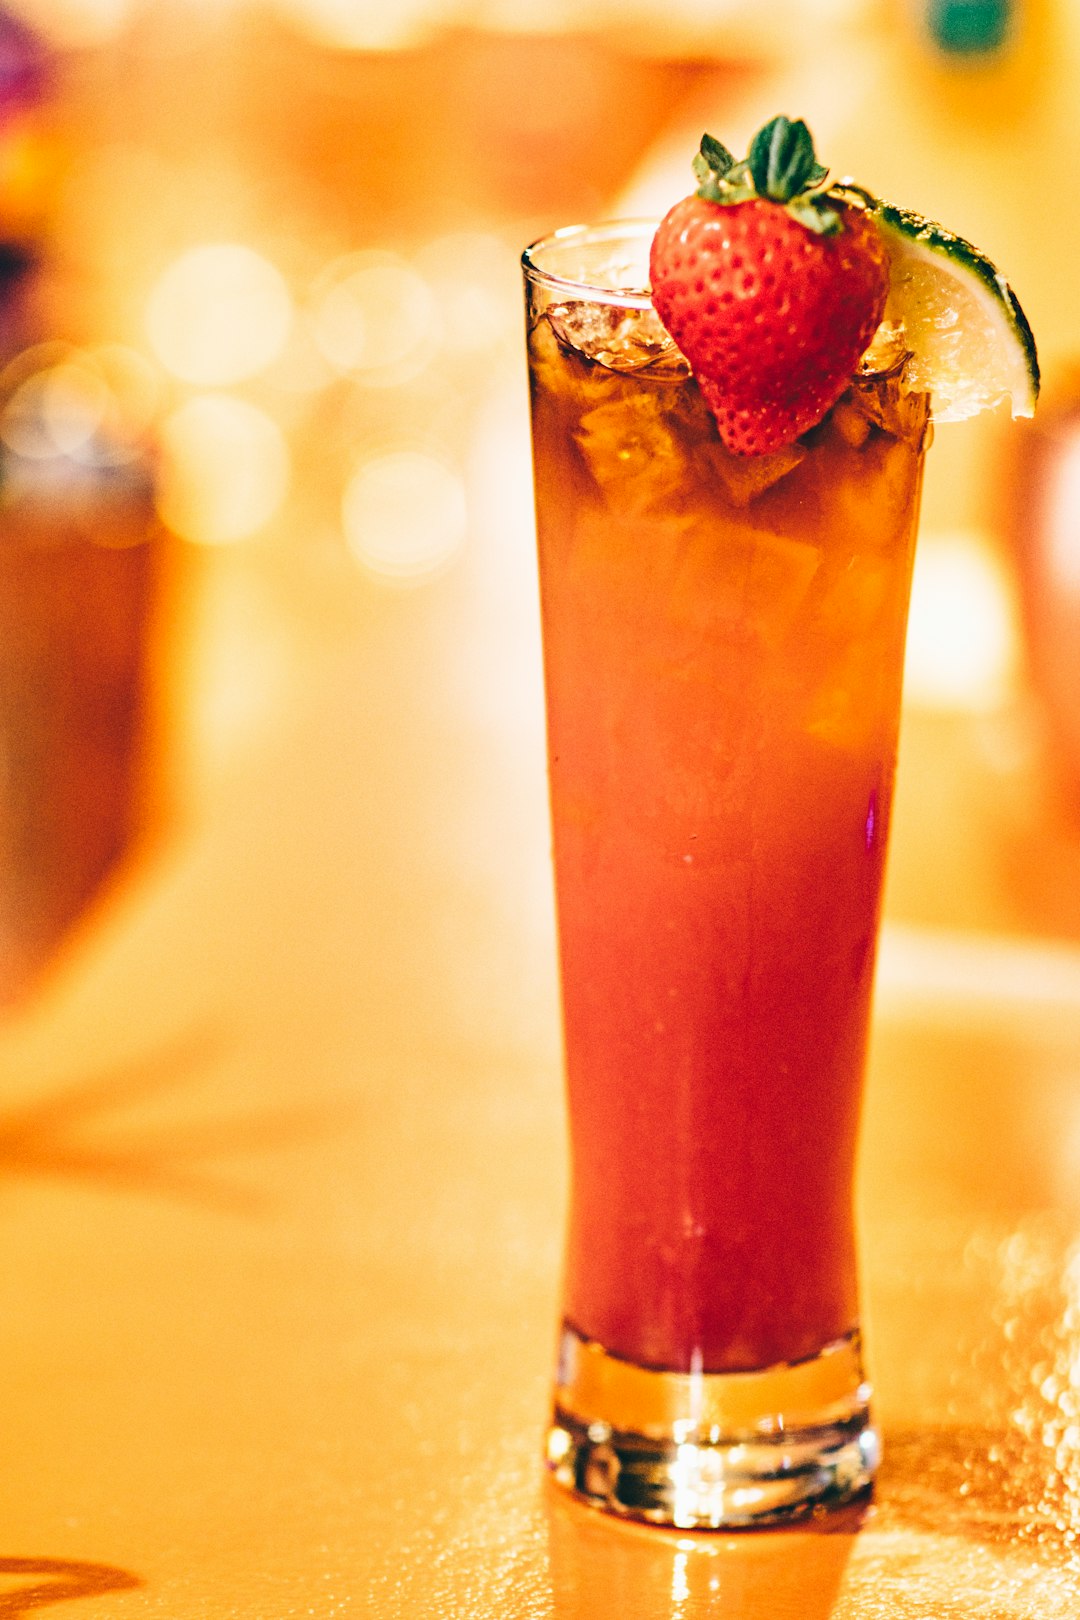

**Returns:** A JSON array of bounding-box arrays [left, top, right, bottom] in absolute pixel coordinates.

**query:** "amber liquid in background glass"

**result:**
[[0, 467, 167, 1005], [528, 276, 928, 1386]]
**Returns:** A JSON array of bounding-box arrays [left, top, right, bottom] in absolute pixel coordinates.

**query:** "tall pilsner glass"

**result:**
[[523, 222, 928, 1528]]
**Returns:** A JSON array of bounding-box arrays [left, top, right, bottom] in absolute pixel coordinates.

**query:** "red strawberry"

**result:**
[[649, 119, 890, 457]]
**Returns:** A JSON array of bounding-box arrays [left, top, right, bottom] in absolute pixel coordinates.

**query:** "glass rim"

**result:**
[[521, 219, 657, 311]]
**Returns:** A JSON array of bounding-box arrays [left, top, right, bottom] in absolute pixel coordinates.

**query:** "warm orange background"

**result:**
[[0, 3, 1076, 1615]]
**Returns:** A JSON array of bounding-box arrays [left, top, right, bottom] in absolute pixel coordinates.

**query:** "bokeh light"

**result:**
[[13, 358, 110, 457], [146, 244, 293, 387], [342, 450, 466, 581], [1044, 431, 1080, 592], [904, 529, 1019, 711], [1, 351, 103, 460], [269, 0, 450, 51], [0, 341, 162, 464], [310, 252, 437, 385], [157, 395, 290, 545]]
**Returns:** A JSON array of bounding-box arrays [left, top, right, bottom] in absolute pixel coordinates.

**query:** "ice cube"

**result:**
[[842, 337, 932, 448], [859, 319, 910, 378], [662, 522, 821, 654], [828, 398, 872, 449], [547, 300, 690, 381], [850, 371, 930, 445], [744, 530, 821, 641], [817, 554, 894, 641], [574, 391, 687, 513], [693, 435, 807, 507]]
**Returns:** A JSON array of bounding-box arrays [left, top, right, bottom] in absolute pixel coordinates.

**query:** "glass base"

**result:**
[[546, 1323, 878, 1529]]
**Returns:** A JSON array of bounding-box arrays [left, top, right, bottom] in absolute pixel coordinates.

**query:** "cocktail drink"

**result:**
[[526, 222, 924, 1525], [523, 120, 1038, 1528], [0, 447, 167, 1005]]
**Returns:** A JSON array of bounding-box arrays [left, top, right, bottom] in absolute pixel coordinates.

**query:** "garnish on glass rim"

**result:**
[[648, 114, 1039, 457]]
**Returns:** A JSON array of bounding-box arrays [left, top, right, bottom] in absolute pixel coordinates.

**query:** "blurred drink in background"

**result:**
[[0, 15, 173, 1005], [1006, 382, 1080, 814], [0, 430, 168, 1004]]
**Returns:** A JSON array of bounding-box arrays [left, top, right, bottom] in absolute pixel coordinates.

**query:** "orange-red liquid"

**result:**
[[0, 476, 166, 1003], [528, 303, 927, 1374]]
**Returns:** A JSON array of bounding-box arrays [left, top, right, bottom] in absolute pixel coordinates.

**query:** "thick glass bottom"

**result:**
[[546, 1322, 878, 1529]]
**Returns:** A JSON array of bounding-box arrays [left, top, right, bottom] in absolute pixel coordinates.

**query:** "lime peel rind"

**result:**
[[864, 196, 1039, 425]]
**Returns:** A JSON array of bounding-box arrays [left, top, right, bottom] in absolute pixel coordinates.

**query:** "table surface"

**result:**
[[0, 439, 1079, 1620]]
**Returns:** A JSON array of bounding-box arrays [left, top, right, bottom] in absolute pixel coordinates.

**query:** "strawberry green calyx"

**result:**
[[693, 115, 842, 237], [747, 117, 828, 200]]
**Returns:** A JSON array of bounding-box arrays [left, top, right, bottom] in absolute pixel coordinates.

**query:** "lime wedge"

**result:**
[[871, 201, 1039, 424]]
